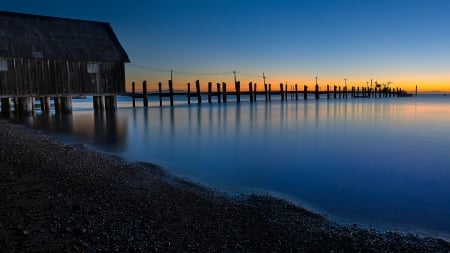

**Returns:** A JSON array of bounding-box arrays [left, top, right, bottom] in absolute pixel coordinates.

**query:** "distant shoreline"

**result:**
[[1, 119, 449, 252]]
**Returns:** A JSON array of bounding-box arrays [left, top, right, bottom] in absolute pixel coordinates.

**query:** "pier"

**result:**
[[125, 80, 410, 107]]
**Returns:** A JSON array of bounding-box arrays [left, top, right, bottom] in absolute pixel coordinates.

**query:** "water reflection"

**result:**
[[11, 111, 128, 152]]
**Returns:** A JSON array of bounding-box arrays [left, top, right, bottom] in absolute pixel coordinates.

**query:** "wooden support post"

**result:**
[[295, 84, 298, 100], [1, 98, 10, 114], [13, 98, 18, 113], [249, 82, 253, 102], [168, 80, 174, 106], [264, 83, 268, 101], [285, 84, 288, 100], [236, 81, 241, 102], [339, 86, 342, 99], [222, 82, 227, 102], [326, 85, 330, 99], [93, 96, 99, 111], [132, 81, 136, 108], [105, 96, 117, 111], [334, 85, 337, 99], [61, 96, 73, 113], [253, 82, 257, 101], [39, 97, 45, 112], [280, 83, 284, 101], [196, 80, 202, 104], [187, 82, 191, 105], [158, 82, 163, 107], [18, 97, 33, 115], [304, 85, 308, 100], [208, 82, 212, 103], [143, 80, 149, 107], [268, 84, 272, 101], [54, 97, 62, 114], [315, 84, 319, 99], [217, 83, 221, 103]]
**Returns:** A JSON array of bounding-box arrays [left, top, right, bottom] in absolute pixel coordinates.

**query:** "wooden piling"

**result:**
[[196, 80, 202, 104], [61, 96, 73, 113], [217, 83, 221, 103], [304, 85, 308, 100], [208, 82, 212, 103], [158, 82, 162, 107], [285, 84, 288, 100], [315, 84, 319, 99], [168, 80, 174, 106], [249, 82, 254, 102], [334, 85, 337, 99], [236, 81, 241, 102], [264, 83, 268, 101], [222, 82, 227, 102], [339, 86, 342, 99], [187, 82, 191, 105], [253, 82, 257, 101], [268, 84, 272, 101], [295, 84, 298, 100], [132, 81, 136, 108], [143, 81, 148, 107], [54, 97, 62, 114], [18, 97, 33, 115], [279, 83, 284, 101]]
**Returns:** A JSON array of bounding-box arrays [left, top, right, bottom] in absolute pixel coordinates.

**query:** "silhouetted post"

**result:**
[[249, 82, 254, 102], [326, 85, 330, 99], [295, 84, 298, 100], [416, 85, 418, 96], [235, 81, 241, 102], [315, 84, 319, 99], [187, 82, 191, 105], [168, 80, 174, 106], [268, 84, 272, 101], [253, 82, 257, 101], [132, 81, 136, 107], [222, 82, 227, 102], [304, 85, 308, 100], [285, 84, 288, 100], [54, 97, 62, 114], [339, 86, 341, 99], [157, 82, 162, 107], [217, 83, 221, 103], [208, 82, 212, 103], [351, 87, 355, 98], [141, 81, 148, 107], [196, 80, 202, 104], [333, 85, 337, 99], [264, 83, 268, 101], [280, 83, 284, 101]]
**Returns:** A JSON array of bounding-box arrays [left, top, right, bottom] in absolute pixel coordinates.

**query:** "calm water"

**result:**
[[8, 95, 450, 239]]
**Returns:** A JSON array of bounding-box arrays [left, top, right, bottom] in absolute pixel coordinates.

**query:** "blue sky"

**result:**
[[2, 0, 450, 91]]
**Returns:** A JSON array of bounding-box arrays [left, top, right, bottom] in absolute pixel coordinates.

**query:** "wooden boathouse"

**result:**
[[0, 11, 129, 114]]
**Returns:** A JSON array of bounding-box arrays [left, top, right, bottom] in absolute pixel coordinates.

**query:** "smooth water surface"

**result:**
[[11, 95, 450, 239]]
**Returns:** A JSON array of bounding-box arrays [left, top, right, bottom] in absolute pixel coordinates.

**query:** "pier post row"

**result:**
[[0, 11, 129, 115]]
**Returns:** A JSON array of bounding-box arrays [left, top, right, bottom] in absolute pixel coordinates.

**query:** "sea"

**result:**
[[5, 94, 450, 240]]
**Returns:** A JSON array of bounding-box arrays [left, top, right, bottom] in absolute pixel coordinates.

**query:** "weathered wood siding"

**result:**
[[0, 58, 125, 97]]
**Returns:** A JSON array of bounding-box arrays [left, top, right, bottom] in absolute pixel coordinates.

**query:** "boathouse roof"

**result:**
[[0, 11, 129, 62]]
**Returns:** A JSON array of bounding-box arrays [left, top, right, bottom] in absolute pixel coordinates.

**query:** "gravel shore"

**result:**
[[1, 119, 449, 252]]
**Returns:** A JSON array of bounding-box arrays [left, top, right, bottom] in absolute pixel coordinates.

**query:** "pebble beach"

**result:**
[[1, 119, 449, 252]]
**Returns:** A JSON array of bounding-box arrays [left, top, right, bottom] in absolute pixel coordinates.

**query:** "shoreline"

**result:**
[[1, 119, 449, 252]]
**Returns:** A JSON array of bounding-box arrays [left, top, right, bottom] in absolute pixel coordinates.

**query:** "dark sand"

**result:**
[[1, 119, 449, 252]]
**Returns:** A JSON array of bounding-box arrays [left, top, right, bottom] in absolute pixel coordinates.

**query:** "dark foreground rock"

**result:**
[[0, 120, 449, 252]]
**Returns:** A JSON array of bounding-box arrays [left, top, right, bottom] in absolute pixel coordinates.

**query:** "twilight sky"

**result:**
[[2, 0, 450, 92]]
